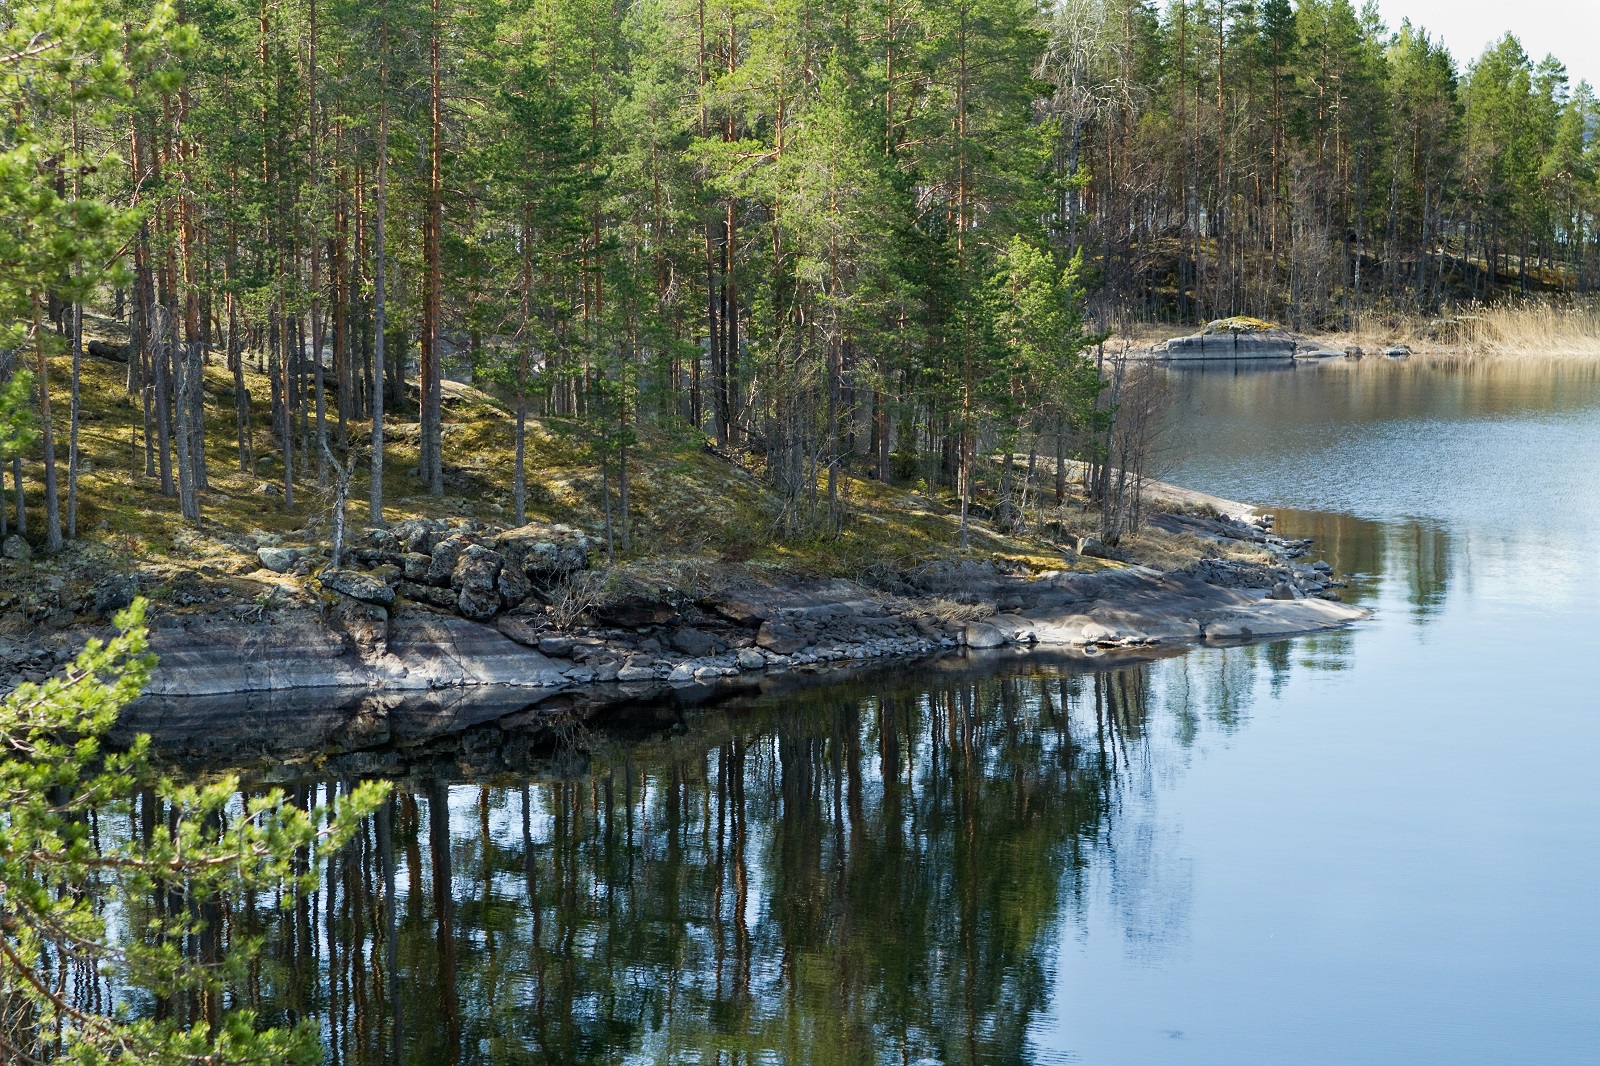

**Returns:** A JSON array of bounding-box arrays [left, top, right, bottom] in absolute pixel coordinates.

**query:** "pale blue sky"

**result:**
[[1371, 0, 1598, 89]]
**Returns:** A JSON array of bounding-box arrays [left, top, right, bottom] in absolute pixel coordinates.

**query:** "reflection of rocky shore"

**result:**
[[119, 646, 1173, 775], [118, 665, 1182, 1064]]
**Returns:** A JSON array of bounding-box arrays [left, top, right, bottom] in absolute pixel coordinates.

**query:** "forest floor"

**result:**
[[0, 311, 1276, 639]]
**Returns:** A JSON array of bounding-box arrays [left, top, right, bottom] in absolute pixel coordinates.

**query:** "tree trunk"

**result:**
[[369, 0, 389, 525], [421, 0, 444, 497], [34, 296, 62, 552]]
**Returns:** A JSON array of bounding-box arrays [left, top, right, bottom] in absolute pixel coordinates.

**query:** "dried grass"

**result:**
[[1320, 299, 1600, 359]]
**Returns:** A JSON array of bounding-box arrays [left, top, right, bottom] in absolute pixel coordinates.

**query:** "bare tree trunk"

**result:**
[[324, 441, 352, 568]]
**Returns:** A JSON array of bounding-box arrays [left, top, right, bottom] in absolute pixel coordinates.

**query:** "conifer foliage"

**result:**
[[1, 0, 1597, 541]]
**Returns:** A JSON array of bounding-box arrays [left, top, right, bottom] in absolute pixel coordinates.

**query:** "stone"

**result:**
[[736, 648, 766, 671], [594, 661, 621, 682], [755, 619, 809, 655], [87, 339, 129, 362], [92, 573, 138, 617], [495, 616, 544, 646], [963, 622, 1006, 648], [1, 535, 31, 561], [401, 552, 432, 582], [702, 590, 771, 625], [537, 636, 575, 657], [1268, 582, 1298, 600], [388, 518, 448, 555], [452, 545, 505, 622], [497, 562, 532, 609], [427, 533, 472, 586], [667, 662, 697, 682], [496, 522, 591, 577], [671, 627, 720, 657], [321, 570, 396, 606], [594, 597, 678, 628], [1162, 322, 1299, 361], [396, 581, 457, 609], [1076, 536, 1113, 559], [617, 663, 656, 682], [257, 546, 301, 573], [694, 666, 722, 682], [353, 548, 403, 568], [368, 563, 402, 587], [359, 528, 402, 554]]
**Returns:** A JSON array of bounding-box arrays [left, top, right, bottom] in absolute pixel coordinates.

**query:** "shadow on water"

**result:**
[[89, 640, 1348, 1066]]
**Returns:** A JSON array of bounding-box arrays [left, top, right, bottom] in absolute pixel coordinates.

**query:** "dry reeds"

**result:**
[[1322, 299, 1600, 358]]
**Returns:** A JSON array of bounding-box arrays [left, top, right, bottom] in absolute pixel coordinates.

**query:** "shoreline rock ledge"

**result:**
[[1145, 317, 1344, 361], [139, 529, 1369, 700]]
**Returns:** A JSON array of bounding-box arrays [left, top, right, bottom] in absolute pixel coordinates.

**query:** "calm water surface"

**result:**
[[184, 359, 1600, 1064]]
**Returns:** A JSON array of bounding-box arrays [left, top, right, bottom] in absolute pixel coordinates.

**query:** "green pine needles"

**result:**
[[0, 600, 388, 1065]]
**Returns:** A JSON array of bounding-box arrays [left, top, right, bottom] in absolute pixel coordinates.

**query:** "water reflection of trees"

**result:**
[[1276, 508, 1453, 625], [92, 649, 1327, 1065]]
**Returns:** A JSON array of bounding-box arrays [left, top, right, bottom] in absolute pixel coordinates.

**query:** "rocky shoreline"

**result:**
[[128, 506, 1362, 699], [2, 490, 1368, 710]]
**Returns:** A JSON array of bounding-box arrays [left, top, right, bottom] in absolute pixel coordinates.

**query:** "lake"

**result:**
[[142, 358, 1600, 1064]]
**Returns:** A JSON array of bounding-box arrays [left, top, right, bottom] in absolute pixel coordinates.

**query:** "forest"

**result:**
[[5, 0, 1600, 548]]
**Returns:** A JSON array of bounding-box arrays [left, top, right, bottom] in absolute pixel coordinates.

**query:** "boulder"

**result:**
[[453, 545, 505, 621], [594, 597, 678, 628], [667, 662, 697, 682], [87, 339, 129, 362], [616, 662, 656, 682], [497, 562, 532, 610], [494, 616, 544, 646], [368, 563, 402, 587], [1076, 536, 1113, 559], [671, 627, 721, 657], [495, 522, 591, 577], [400, 552, 432, 582], [257, 546, 301, 573], [389, 517, 449, 555], [1164, 320, 1300, 361], [358, 528, 402, 555], [92, 573, 139, 617], [427, 532, 473, 587], [755, 619, 809, 655], [396, 581, 458, 609], [1268, 582, 1298, 600], [352, 547, 403, 568], [963, 622, 1006, 648], [320, 569, 396, 606], [537, 636, 575, 657]]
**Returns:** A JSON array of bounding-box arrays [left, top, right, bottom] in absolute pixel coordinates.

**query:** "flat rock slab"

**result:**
[[1014, 568, 1366, 647], [705, 579, 871, 625], [145, 609, 570, 696]]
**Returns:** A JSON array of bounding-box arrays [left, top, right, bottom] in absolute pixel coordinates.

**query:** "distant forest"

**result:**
[[7, 0, 1599, 540]]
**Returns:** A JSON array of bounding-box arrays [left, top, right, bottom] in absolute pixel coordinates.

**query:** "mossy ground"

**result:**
[[0, 313, 1261, 623]]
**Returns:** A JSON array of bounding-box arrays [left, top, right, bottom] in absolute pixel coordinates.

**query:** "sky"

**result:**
[[1369, 0, 1600, 88]]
